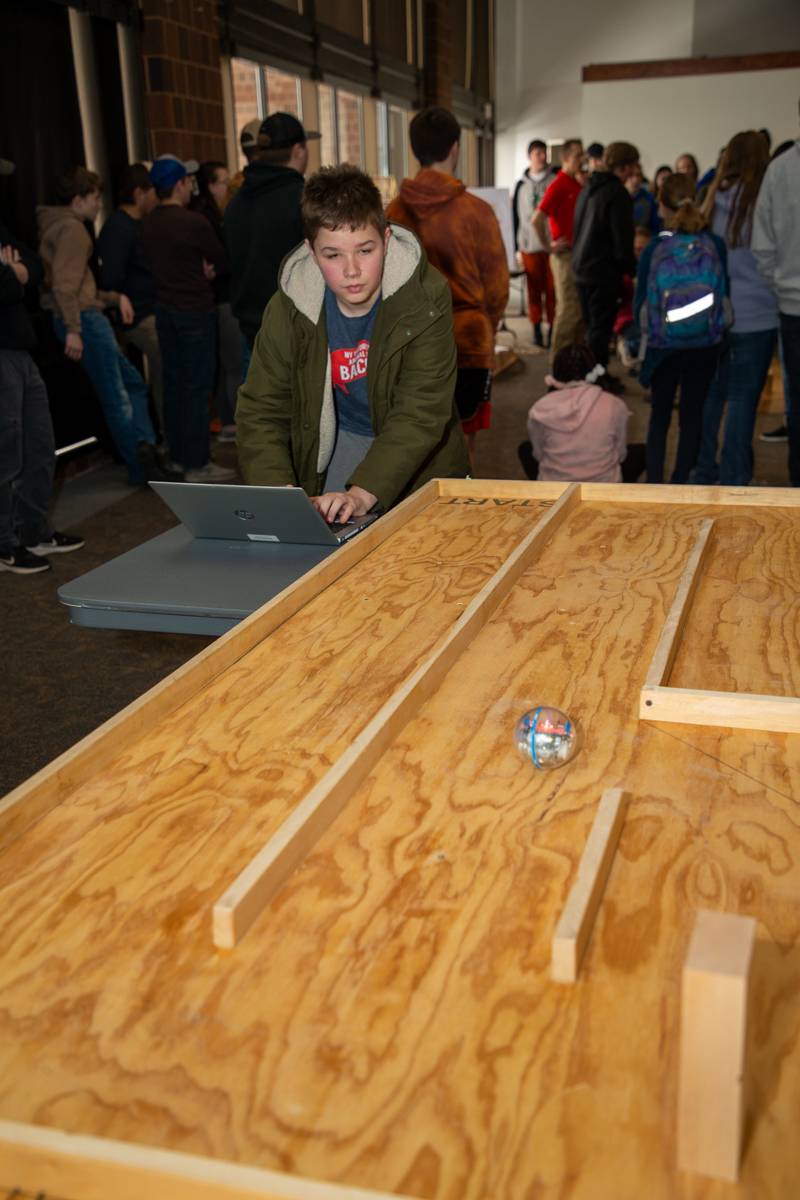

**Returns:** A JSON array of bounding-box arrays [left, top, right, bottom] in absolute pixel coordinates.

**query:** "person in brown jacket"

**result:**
[[386, 107, 509, 462], [37, 166, 161, 484]]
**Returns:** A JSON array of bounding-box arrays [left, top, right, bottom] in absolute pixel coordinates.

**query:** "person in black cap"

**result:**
[[141, 155, 233, 483], [224, 112, 320, 356], [586, 143, 604, 175]]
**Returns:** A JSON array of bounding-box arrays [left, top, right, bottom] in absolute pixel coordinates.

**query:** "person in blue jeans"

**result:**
[[694, 131, 779, 486], [753, 119, 800, 486], [141, 156, 233, 483], [635, 172, 729, 484], [36, 166, 161, 486]]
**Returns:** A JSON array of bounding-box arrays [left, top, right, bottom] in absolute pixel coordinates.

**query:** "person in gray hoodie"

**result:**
[[694, 131, 779, 486], [752, 110, 800, 485], [513, 140, 558, 347], [527, 343, 629, 482]]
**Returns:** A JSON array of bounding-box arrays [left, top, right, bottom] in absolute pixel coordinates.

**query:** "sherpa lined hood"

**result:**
[[277, 222, 426, 473], [278, 222, 422, 323], [396, 168, 465, 220]]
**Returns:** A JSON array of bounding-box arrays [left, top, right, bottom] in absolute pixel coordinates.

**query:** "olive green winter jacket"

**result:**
[[236, 224, 469, 510]]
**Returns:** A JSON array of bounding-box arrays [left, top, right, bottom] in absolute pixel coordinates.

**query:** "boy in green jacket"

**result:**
[[236, 164, 469, 524]]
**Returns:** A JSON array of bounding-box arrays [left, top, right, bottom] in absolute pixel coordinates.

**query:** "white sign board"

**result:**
[[467, 186, 518, 273]]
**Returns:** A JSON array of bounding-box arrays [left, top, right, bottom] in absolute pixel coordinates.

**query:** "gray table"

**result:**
[[58, 525, 336, 636]]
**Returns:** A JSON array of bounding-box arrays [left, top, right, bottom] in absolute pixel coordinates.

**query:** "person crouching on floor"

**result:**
[[236, 164, 469, 523], [526, 343, 632, 482]]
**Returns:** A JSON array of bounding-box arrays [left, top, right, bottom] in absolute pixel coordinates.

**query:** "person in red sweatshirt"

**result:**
[[386, 107, 509, 463]]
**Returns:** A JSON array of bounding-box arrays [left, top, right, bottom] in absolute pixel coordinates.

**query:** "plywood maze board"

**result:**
[[1, 480, 799, 1200]]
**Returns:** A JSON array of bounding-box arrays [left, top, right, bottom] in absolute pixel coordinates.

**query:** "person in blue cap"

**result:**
[[141, 155, 233, 483]]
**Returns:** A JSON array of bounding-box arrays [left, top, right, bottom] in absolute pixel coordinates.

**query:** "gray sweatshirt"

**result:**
[[752, 139, 800, 316]]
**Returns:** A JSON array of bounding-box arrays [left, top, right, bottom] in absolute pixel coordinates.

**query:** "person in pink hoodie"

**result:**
[[527, 343, 630, 482]]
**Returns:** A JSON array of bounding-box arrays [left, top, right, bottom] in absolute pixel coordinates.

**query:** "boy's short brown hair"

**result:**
[[302, 164, 387, 244], [56, 166, 102, 205], [409, 106, 461, 167], [603, 142, 640, 172]]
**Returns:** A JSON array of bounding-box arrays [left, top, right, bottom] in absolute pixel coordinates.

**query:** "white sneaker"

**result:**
[[184, 461, 237, 483]]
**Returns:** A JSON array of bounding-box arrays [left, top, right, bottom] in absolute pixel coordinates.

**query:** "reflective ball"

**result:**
[[514, 705, 581, 770]]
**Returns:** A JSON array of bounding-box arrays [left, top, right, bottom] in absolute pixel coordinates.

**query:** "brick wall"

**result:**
[[423, 0, 454, 109], [141, 0, 227, 163]]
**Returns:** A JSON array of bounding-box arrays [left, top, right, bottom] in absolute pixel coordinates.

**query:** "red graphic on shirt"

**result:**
[[330, 340, 370, 394]]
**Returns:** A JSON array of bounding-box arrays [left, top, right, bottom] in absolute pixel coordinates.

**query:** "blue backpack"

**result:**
[[641, 231, 728, 350]]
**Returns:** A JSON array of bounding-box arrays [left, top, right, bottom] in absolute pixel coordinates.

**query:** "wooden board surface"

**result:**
[[1, 491, 799, 1200]]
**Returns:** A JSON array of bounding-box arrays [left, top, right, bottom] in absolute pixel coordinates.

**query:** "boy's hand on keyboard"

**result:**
[[311, 486, 377, 525]]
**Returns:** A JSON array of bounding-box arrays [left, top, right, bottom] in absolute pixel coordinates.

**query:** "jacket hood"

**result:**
[[529, 382, 606, 433], [278, 222, 423, 323], [240, 160, 304, 198], [397, 168, 466, 220], [36, 205, 83, 237]]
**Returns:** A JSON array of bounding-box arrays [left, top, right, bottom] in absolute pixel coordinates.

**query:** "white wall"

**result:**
[[583, 68, 800, 183], [495, 0, 694, 187], [495, 0, 800, 189], [692, 0, 800, 57]]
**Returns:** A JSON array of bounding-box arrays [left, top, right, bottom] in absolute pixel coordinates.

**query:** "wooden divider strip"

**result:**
[[437, 478, 569, 500], [644, 519, 715, 690], [212, 483, 582, 949], [677, 909, 757, 1182], [640, 685, 800, 734], [551, 789, 627, 983], [0, 482, 439, 850], [0, 1119, 407, 1200], [580, 483, 800, 507]]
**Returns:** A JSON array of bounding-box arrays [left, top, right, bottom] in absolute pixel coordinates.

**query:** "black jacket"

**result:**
[[0, 220, 43, 351], [97, 208, 156, 326], [224, 161, 304, 343], [571, 171, 635, 285]]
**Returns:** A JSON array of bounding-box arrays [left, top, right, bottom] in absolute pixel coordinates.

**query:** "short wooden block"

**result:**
[[677, 909, 757, 1182]]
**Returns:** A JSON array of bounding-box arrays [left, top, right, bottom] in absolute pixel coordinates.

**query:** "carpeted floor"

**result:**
[[0, 317, 790, 795]]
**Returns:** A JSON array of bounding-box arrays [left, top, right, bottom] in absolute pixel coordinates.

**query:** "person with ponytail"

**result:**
[[634, 172, 729, 483], [693, 131, 778, 485], [526, 342, 631, 482]]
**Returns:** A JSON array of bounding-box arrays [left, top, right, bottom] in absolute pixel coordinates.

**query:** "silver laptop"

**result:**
[[149, 481, 379, 546]]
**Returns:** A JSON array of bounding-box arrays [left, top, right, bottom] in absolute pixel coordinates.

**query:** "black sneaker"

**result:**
[[26, 531, 85, 556], [0, 546, 52, 574], [533, 322, 544, 348], [137, 442, 183, 482], [759, 424, 788, 442]]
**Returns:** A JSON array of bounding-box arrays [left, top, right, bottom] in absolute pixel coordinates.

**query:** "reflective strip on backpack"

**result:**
[[664, 292, 715, 324]]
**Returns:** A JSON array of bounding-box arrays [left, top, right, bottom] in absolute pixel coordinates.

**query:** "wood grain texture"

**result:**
[[643, 519, 714, 687], [0, 481, 440, 850], [677, 910, 757, 1183], [0, 1119, 410, 1200], [214, 485, 580, 947], [641, 685, 800, 733], [1, 493, 799, 1200], [551, 788, 627, 983]]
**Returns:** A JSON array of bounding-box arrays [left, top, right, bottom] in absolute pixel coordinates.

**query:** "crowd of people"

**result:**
[[1, 100, 799, 578], [517, 120, 800, 488]]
